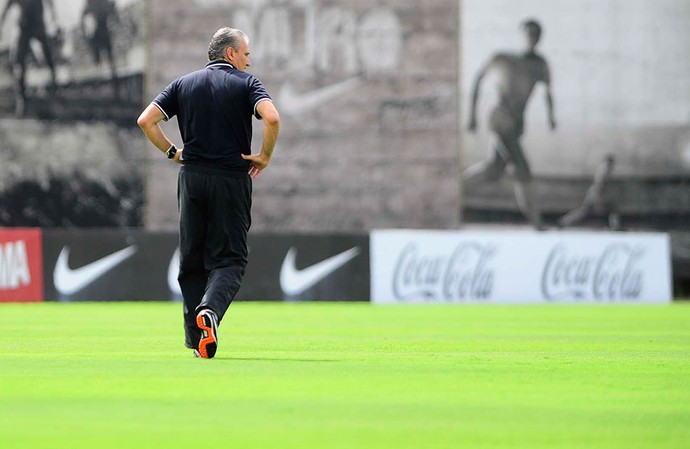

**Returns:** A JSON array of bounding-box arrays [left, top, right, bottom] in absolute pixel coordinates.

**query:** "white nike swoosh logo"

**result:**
[[278, 77, 361, 116], [280, 247, 360, 296], [54, 245, 137, 295]]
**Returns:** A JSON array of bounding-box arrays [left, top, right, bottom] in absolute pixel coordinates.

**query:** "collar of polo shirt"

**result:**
[[206, 60, 235, 69]]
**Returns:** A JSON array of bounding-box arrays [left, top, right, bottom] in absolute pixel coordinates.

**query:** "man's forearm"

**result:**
[[140, 123, 174, 154], [137, 103, 174, 154], [260, 121, 280, 160], [255, 101, 280, 161]]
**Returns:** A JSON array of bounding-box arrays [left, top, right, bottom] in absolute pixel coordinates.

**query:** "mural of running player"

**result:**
[[559, 154, 621, 230], [81, 0, 119, 95], [465, 19, 556, 229], [0, 0, 58, 117]]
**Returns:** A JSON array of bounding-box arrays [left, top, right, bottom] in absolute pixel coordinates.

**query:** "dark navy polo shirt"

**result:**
[[152, 60, 272, 172]]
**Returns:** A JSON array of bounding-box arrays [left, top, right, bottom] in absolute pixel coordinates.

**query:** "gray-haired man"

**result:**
[[138, 28, 280, 358]]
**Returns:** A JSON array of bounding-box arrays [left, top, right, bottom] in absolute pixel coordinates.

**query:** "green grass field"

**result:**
[[0, 302, 689, 449]]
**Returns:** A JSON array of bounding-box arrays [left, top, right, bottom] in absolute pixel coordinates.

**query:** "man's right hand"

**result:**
[[173, 148, 184, 164]]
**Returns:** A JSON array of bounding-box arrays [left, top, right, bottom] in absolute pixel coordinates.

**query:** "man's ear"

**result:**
[[225, 46, 233, 62]]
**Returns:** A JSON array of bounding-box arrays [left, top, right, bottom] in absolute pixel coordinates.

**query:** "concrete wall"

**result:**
[[145, 0, 460, 232]]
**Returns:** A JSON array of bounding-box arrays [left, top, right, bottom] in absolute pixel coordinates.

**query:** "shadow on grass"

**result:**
[[213, 357, 341, 363]]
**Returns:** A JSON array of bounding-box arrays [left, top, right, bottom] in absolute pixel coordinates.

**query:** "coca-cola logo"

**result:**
[[541, 243, 645, 301], [392, 242, 495, 301]]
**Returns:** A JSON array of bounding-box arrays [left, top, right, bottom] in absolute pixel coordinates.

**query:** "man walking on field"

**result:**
[[138, 28, 280, 359]]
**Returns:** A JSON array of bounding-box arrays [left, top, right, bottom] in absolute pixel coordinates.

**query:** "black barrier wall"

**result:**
[[239, 234, 369, 302], [42, 230, 178, 302], [42, 230, 369, 302]]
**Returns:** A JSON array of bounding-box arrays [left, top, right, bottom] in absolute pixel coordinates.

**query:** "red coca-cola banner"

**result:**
[[0, 228, 44, 302]]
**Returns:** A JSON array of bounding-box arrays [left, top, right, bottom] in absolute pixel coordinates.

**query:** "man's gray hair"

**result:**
[[208, 28, 249, 61]]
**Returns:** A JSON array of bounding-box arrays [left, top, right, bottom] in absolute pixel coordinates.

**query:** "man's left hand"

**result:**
[[242, 153, 270, 179]]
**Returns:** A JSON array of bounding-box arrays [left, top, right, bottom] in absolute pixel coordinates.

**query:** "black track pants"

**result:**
[[176, 165, 252, 348]]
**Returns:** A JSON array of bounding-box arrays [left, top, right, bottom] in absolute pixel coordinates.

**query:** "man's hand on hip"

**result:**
[[173, 148, 184, 164], [242, 153, 270, 179]]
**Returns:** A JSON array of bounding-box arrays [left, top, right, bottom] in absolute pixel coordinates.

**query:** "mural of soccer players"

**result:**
[[0, 0, 146, 228], [559, 154, 620, 230], [0, 0, 59, 117], [0, 0, 144, 121], [81, 0, 119, 97], [464, 19, 556, 230], [462, 0, 690, 234]]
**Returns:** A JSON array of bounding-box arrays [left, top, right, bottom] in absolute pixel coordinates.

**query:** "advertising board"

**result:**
[[0, 228, 43, 302], [372, 230, 672, 304], [42, 230, 368, 302]]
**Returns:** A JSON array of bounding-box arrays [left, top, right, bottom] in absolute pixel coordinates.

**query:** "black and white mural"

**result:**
[[0, 0, 146, 227], [461, 0, 690, 233]]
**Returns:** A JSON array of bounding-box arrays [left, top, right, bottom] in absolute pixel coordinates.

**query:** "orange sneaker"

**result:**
[[196, 309, 218, 359]]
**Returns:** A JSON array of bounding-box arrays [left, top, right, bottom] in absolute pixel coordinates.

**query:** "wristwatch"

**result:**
[[165, 144, 177, 159]]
